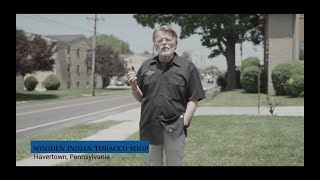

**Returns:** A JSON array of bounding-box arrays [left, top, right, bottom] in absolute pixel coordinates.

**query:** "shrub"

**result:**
[[240, 66, 262, 93], [24, 76, 38, 91], [284, 74, 304, 97], [289, 61, 304, 76], [271, 64, 291, 95], [271, 61, 304, 96], [43, 74, 60, 90], [217, 73, 227, 91], [240, 57, 260, 72], [102, 75, 110, 88]]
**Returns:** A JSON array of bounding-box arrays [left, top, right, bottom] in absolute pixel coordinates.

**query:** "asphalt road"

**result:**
[[16, 90, 139, 140]]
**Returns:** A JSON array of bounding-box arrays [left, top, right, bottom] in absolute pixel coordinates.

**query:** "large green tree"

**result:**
[[16, 28, 56, 76], [88, 34, 133, 54], [133, 14, 264, 90], [85, 45, 127, 88]]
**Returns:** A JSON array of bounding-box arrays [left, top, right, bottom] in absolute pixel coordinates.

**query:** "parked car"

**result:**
[[207, 78, 214, 84], [115, 81, 125, 86]]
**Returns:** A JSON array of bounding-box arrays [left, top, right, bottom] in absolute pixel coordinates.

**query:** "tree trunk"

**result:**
[[225, 42, 236, 91]]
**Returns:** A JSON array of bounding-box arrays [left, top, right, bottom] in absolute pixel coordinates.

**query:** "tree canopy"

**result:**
[[85, 45, 127, 79], [88, 34, 133, 54], [133, 14, 264, 90], [16, 29, 56, 76]]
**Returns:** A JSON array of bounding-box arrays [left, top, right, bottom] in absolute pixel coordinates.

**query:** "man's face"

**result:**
[[154, 31, 177, 56]]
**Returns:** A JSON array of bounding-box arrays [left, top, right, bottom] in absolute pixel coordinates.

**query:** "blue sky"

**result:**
[[16, 14, 263, 71]]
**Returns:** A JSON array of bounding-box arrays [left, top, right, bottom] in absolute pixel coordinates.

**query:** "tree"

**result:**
[[133, 14, 263, 90], [88, 34, 133, 54], [85, 45, 127, 88], [16, 28, 56, 76]]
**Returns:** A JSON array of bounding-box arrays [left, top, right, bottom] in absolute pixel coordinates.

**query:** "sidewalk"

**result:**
[[16, 106, 303, 166]]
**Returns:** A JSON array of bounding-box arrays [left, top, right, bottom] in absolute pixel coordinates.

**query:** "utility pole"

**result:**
[[240, 42, 243, 62], [87, 14, 104, 96]]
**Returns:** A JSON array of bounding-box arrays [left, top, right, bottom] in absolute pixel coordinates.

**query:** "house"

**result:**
[[16, 34, 102, 91], [264, 14, 304, 95]]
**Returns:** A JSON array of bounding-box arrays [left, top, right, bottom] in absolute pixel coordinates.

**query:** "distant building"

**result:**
[[16, 34, 102, 91]]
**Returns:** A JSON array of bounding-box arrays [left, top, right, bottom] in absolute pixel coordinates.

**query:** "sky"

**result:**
[[16, 14, 263, 72]]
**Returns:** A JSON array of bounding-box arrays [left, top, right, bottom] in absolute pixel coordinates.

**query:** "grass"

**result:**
[[16, 120, 123, 161], [59, 115, 304, 166], [200, 89, 304, 106], [16, 88, 128, 102]]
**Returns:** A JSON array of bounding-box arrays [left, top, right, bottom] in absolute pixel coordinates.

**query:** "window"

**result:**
[[77, 65, 80, 76], [67, 64, 71, 72], [67, 46, 70, 54], [77, 48, 80, 59], [77, 81, 80, 88]]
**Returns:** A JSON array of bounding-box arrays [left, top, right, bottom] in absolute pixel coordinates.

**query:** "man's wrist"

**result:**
[[131, 86, 139, 92]]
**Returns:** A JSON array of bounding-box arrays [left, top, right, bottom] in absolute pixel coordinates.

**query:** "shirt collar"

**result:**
[[149, 52, 182, 67]]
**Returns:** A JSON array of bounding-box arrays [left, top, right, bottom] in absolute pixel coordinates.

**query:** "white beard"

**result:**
[[157, 47, 175, 56]]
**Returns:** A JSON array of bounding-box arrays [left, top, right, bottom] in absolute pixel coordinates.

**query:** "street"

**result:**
[[16, 90, 139, 140]]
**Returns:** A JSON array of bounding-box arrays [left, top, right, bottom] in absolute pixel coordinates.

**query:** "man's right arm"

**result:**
[[127, 71, 143, 102], [131, 85, 143, 102]]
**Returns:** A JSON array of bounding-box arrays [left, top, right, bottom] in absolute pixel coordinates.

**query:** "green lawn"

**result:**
[[16, 88, 128, 102], [60, 115, 304, 166], [200, 89, 304, 106], [16, 120, 123, 161]]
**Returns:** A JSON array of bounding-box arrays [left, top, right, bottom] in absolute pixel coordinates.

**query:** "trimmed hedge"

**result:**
[[271, 64, 291, 95], [43, 74, 60, 90], [272, 61, 304, 95], [240, 57, 260, 72], [284, 74, 304, 97], [24, 76, 38, 91], [240, 66, 262, 93]]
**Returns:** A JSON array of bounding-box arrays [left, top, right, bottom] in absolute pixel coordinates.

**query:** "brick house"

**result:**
[[16, 34, 102, 91]]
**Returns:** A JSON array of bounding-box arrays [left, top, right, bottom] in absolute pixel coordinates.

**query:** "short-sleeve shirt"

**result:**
[[136, 53, 205, 145]]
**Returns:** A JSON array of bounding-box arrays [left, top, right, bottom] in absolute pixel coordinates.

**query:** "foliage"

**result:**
[[24, 76, 38, 91], [240, 56, 260, 72], [264, 95, 280, 116], [217, 73, 227, 91], [16, 28, 56, 76], [284, 74, 304, 97], [89, 34, 133, 54], [240, 66, 262, 93], [102, 75, 111, 88], [289, 61, 304, 76], [86, 45, 127, 79], [271, 64, 291, 95], [133, 14, 264, 90], [43, 74, 60, 90], [272, 61, 304, 96]]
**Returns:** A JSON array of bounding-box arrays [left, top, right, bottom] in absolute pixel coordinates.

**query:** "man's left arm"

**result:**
[[184, 100, 198, 126]]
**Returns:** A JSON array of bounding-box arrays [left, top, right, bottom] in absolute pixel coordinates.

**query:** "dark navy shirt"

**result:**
[[137, 53, 205, 145]]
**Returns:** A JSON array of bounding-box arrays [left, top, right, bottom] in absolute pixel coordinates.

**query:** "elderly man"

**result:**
[[127, 24, 205, 166]]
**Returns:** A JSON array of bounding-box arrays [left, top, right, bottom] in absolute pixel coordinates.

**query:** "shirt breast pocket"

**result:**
[[168, 77, 185, 87], [167, 76, 186, 100]]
